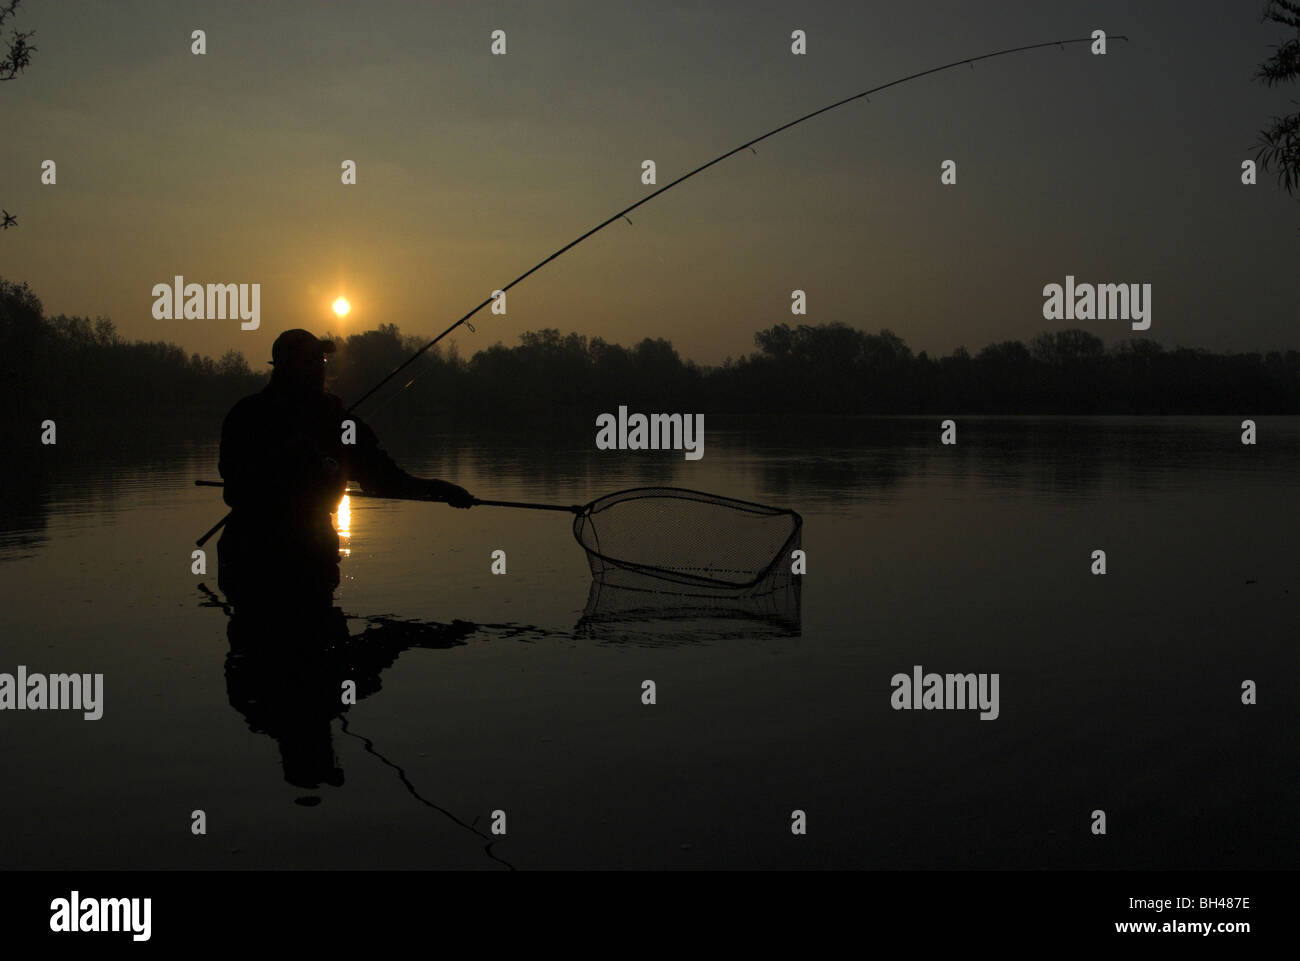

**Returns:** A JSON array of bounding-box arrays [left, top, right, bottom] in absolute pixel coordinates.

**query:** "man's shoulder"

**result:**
[[222, 388, 273, 428], [223, 388, 346, 428], [228, 388, 272, 412], [233, 388, 272, 408]]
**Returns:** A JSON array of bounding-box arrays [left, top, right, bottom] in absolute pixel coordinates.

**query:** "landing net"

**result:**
[[571, 487, 802, 596]]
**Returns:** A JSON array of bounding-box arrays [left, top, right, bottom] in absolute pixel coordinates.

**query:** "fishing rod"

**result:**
[[195, 34, 1125, 548], [194, 479, 582, 513], [347, 35, 1127, 416]]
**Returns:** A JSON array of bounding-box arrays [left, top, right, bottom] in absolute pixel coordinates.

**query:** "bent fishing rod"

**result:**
[[195, 33, 1126, 548]]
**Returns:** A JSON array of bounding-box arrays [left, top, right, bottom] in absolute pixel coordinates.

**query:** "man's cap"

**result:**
[[271, 329, 336, 365]]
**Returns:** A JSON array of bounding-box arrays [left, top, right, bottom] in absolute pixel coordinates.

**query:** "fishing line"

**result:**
[[338, 714, 517, 871]]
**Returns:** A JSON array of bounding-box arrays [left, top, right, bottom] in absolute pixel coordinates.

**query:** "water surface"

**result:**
[[0, 416, 1294, 869]]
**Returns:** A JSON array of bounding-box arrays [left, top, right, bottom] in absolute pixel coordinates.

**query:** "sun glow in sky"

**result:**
[[4, 3, 1299, 364], [333, 297, 351, 318]]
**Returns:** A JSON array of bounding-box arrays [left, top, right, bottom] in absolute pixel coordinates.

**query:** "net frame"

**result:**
[[572, 486, 802, 593]]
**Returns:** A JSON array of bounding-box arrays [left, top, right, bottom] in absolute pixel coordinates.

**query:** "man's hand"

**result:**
[[426, 479, 475, 509]]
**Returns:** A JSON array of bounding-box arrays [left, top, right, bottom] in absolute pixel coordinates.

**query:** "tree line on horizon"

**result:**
[[2, 277, 1297, 427]]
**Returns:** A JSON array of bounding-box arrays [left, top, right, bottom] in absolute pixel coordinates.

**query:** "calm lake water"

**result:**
[[0, 415, 1295, 870]]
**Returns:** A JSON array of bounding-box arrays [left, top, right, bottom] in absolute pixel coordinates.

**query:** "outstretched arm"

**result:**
[[346, 416, 474, 508]]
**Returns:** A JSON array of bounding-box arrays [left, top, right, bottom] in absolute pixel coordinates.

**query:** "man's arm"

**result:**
[[345, 414, 474, 508]]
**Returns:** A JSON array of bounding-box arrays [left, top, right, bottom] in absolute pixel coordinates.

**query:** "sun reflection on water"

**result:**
[[335, 492, 352, 557]]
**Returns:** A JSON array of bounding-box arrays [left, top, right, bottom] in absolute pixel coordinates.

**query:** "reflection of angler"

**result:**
[[224, 612, 353, 788], [198, 584, 513, 868], [221, 606, 473, 789]]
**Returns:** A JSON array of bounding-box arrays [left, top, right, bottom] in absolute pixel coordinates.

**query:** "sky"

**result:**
[[2, 0, 1298, 368]]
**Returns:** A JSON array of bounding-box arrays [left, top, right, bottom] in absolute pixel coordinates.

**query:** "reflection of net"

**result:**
[[576, 572, 801, 642], [572, 487, 802, 594]]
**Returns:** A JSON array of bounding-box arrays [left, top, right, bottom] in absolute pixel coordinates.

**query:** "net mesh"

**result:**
[[575, 573, 801, 642], [572, 487, 802, 594]]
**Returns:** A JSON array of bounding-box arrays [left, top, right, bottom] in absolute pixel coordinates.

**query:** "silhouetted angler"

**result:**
[[217, 329, 472, 612]]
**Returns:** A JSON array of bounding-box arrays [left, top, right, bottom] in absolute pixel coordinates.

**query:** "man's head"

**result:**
[[270, 329, 335, 393]]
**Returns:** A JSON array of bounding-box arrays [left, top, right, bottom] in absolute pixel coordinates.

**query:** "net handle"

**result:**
[[472, 497, 583, 514], [196, 481, 804, 521], [193, 480, 583, 514]]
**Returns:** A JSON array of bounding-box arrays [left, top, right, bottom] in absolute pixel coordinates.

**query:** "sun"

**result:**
[[332, 297, 351, 318]]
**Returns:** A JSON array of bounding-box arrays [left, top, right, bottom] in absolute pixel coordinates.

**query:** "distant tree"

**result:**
[[975, 340, 1037, 411], [753, 323, 796, 359], [0, 276, 41, 323], [216, 349, 252, 378], [1256, 1, 1300, 197], [93, 317, 117, 346], [0, 0, 35, 81], [0, 278, 45, 412], [1029, 329, 1105, 367], [1, 2, 36, 236], [2, 274, 1297, 419]]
